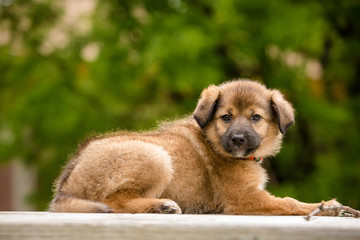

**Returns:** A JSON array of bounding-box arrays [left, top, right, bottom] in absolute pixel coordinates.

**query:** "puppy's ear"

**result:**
[[271, 90, 295, 134], [193, 85, 221, 128]]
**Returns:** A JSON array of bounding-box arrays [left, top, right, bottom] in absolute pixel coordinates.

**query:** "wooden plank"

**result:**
[[0, 212, 359, 240]]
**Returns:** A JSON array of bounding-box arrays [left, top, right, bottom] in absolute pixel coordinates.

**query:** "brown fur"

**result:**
[[49, 79, 340, 215]]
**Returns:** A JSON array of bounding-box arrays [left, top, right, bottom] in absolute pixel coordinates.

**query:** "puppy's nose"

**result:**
[[231, 134, 246, 146]]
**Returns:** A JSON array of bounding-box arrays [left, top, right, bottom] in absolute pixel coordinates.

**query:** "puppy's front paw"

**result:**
[[316, 199, 343, 216]]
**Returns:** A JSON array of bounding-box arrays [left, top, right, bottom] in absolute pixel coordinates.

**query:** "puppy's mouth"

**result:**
[[231, 147, 257, 158]]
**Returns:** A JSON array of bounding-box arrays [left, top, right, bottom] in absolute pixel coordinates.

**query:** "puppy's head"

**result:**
[[194, 80, 294, 159]]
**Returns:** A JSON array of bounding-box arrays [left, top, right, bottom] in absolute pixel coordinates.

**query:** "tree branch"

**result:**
[[305, 201, 360, 221]]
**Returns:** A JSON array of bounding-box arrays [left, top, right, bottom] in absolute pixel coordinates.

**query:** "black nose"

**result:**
[[231, 134, 246, 146]]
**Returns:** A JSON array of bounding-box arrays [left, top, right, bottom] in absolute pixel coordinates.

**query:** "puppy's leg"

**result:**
[[97, 140, 181, 214], [103, 191, 181, 214], [224, 187, 340, 215]]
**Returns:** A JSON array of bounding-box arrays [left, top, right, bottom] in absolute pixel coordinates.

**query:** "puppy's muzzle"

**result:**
[[221, 129, 261, 157]]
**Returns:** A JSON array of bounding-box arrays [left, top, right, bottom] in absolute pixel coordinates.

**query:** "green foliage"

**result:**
[[0, 0, 359, 210]]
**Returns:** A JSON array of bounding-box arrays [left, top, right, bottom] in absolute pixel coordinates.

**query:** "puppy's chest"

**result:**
[[209, 162, 268, 198], [222, 162, 268, 188]]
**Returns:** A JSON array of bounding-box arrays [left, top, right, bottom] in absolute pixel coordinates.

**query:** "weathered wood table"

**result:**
[[0, 211, 359, 240]]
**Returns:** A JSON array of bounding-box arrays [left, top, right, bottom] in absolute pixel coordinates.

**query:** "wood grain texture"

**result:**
[[0, 212, 359, 240]]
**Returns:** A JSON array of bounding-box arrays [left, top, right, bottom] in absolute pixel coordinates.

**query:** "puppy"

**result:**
[[49, 79, 340, 215]]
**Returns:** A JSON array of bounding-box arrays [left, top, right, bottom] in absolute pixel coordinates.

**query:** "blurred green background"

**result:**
[[0, 0, 359, 211]]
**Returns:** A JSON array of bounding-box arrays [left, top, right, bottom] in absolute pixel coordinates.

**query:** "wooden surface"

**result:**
[[0, 211, 359, 240]]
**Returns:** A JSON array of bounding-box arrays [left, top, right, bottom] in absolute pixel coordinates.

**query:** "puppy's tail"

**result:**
[[49, 193, 114, 213]]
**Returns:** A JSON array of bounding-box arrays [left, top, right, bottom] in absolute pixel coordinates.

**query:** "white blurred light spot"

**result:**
[[0, 30, 10, 46], [282, 50, 304, 67], [306, 59, 323, 81], [265, 45, 280, 59], [132, 5, 150, 24], [39, 28, 69, 55], [81, 42, 100, 62]]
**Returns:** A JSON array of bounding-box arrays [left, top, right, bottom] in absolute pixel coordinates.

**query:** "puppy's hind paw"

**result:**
[[158, 200, 182, 214], [94, 202, 114, 213]]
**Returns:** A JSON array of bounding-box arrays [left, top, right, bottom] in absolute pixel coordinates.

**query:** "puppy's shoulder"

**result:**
[[157, 116, 200, 133]]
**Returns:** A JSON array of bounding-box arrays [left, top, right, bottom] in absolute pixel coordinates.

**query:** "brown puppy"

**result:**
[[49, 79, 339, 215]]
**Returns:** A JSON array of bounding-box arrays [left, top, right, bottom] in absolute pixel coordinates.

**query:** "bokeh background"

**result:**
[[0, 0, 359, 211]]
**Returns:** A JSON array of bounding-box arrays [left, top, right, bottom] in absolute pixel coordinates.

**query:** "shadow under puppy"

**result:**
[[49, 79, 341, 215]]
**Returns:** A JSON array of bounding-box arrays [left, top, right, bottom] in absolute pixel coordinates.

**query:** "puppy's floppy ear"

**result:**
[[271, 90, 295, 134], [193, 85, 221, 128]]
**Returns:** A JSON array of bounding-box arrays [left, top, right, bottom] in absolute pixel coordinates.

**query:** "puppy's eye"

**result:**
[[221, 114, 231, 122], [251, 114, 261, 122]]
